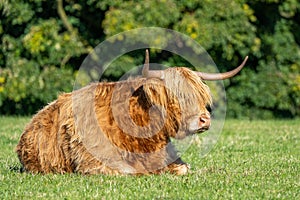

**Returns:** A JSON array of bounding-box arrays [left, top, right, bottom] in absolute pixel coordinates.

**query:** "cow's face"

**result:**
[[160, 67, 213, 139], [173, 93, 212, 140], [186, 106, 211, 135]]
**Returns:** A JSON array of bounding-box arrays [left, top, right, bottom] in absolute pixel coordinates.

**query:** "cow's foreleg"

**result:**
[[165, 158, 190, 175], [162, 143, 190, 175]]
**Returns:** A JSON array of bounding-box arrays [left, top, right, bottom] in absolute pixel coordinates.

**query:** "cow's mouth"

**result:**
[[190, 126, 211, 136], [175, 127, 210, 140], [186, 128, 208, 137], [195, 127, 209, 133]]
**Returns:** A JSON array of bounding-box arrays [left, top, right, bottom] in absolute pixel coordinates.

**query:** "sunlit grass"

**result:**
[[0, 116, 299, 199]]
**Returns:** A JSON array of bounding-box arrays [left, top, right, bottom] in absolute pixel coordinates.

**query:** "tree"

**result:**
[[227, 0, 300, 118], [0, 0, 299, 117]]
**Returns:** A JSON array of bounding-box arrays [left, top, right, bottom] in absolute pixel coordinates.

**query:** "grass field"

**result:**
[[0, 116, 299, 199]]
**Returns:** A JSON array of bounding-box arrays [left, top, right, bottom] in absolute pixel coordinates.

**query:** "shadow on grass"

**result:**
[[9, 164, 24, 173]]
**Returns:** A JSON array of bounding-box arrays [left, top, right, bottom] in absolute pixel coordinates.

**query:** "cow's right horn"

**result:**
[[196, 56, 248, 81]]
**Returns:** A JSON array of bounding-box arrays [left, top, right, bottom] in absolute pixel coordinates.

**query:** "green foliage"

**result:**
[[0, 0, 85, 114], [1, 0, 34, 25], [101, 0, 180, 36], [227, 0, 300, 118], [1, 117, 299, 198], [0, 0, 299, 117], [22, 19, 85, 66], [175, 0, 258, 59], [0, 62, 74, 114]]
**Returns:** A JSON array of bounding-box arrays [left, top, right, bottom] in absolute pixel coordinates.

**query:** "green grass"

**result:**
[[0, 116, 299, 199]]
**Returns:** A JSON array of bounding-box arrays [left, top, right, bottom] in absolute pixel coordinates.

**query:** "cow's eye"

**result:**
[[206, 104, 212, 113]]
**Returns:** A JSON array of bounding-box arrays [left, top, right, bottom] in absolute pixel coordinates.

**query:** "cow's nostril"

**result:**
[[199, 114, 211, 129], [200, 117, 206, 123]]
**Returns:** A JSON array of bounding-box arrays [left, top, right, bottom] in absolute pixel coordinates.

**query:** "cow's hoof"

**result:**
[[173, 164, 190, 175]]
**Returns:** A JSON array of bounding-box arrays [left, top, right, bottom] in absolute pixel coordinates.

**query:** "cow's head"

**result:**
[[142, 50, 248, 139]]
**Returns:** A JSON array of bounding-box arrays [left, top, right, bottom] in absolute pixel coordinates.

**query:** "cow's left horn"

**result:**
[[142, 49, 150, 77], [196, 56, 248, 80], [142, 49, 164, 79]]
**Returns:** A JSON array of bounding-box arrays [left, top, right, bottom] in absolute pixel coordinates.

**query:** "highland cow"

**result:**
[[16, 50, 248, 175]]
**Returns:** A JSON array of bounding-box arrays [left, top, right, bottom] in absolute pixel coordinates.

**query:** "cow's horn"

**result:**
[[142, 49, 164, 79], [142, 49, 150, 77], [196, 56, 248, 80]]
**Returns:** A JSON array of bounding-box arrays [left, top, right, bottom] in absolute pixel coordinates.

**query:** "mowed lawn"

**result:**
[[0, 116, 299, 199]]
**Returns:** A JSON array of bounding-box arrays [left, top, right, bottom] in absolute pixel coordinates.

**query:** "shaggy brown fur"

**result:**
[[16, 67, 212, 175]]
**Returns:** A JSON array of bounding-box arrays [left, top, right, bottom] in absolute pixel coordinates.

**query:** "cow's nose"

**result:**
[[199, 114, 211, 130]]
